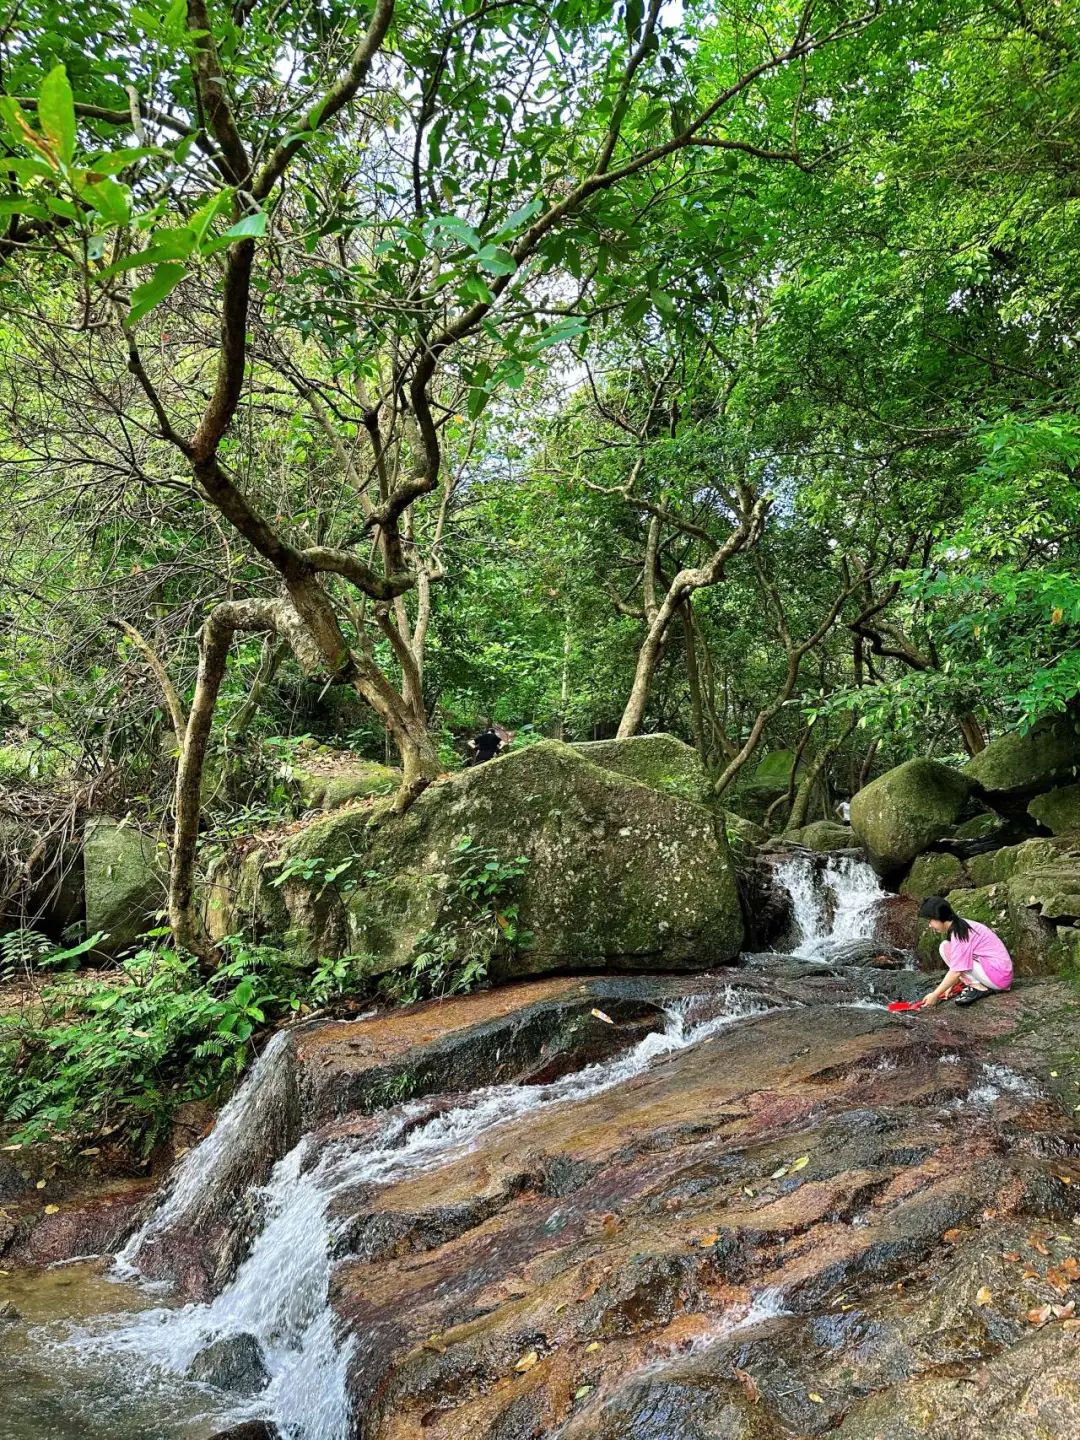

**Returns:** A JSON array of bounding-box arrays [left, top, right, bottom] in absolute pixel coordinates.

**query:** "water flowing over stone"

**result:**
[[8, 864, 1080, 1440], [772, 851, 887, 959]]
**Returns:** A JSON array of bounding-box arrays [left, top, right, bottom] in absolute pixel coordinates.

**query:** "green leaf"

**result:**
[[223, 210, 268, 240], [127, 262, 186, 324], [494, 197, 544, 241], [84, 177, 130, 227], [477, 244, 517, 277], [38, 65, 76, 168]]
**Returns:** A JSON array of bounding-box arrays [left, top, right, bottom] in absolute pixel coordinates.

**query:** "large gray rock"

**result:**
[[850, 759, 972, 874], [220, 740, 744, 979], [83, 817, 167, 955], [966, 712, 1080, 799]]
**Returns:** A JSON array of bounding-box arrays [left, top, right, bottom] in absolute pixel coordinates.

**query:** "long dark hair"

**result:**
[[918, 895, 971, 941]]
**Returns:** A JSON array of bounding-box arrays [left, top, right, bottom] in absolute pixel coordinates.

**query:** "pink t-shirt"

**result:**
[[943, 920, 1014, 990]]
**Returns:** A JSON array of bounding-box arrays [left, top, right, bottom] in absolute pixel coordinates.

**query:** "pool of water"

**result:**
[[0, 1262, 235, 1440]]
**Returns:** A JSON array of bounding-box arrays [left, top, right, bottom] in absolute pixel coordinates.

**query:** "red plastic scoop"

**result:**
[[887, 982, 964, 1013]]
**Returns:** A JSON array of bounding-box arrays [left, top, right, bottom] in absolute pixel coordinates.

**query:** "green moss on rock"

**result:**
[[221, 740, 744, 978], [572, 733, 714, 809], [83, 817, 167, 955], [292, 757, 400, 811], [1028, 783, 1080, 836], [850, 759, 972, 874], [901, 852, 970, 902], [724, 812, 768, 850], [777, 820, 856, 852], [965, 713, 1080, 798]]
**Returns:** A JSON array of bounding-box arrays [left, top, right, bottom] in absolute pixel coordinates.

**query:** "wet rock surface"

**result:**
[[187, 1332, 270, 1392], [10, 928, 1080, 1440], [111, 952, 1080, 1440], [316, 974, 1078, 1440]]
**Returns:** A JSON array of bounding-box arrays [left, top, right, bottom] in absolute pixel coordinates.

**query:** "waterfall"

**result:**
[[116, 1027, 296, 1280], [773, 852, 886, 960], [64, 987, 774, 1439]]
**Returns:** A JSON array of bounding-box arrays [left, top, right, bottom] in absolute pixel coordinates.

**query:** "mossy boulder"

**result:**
[[965, 712, 1080, 799], [227, 740, 744, 978], [951, 811, 1004, 842], [968, 835, 1072, 889], [572, 733, 714, 810], [83, 817, 167, 955], [901, 852, 970, 903], [850, 759, 972, 875], [291, 755, 400, 812], [724, 811, 768, 851], [776, 820, 856, 853], [1028, 783, 1080, 836]]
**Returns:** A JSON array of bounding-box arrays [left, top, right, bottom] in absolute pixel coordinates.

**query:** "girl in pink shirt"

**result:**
[[918, 896, 1014, 1007]]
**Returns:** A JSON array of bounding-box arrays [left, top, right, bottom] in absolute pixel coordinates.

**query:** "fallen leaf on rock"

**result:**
[[742, 1186, 754, 1198], [975, 1286, 992, 1307], [943, 1228, 962, 1244], [1030, 1236, 1051, 1256], [514, 1351, 539, 1372], [43, 1204, 59, 1215], [1022, 1264, 1040, 1280], [1057, 1175, 1073, 1186], [1027, 1305, 1052, 1325], [1002, 1251, 1020, 1262], [1060, 1257, 1080, 1281], [808, 1392, 825, 1404], [1062, 1318, 1080, 1333], [34, 1180, 46, 1190], [790, 1155, 810, 1173], [574, 1385, 592, 1400], [1052, 1301, 1077, 1320], [590, 1009, 614, 1025], [733, 1366, 759, 1403], [771, 1165, 789, 1180], [585, 1342, 601, 1353], [1046, 1267, 1070, 1293]]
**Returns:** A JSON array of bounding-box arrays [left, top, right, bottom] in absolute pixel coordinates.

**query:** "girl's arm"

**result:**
[[922, 969, 964, 1007]]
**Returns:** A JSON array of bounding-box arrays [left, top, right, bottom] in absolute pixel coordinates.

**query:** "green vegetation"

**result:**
[[0, 937, 367, 1155], [0, 0, 1079, 1144]]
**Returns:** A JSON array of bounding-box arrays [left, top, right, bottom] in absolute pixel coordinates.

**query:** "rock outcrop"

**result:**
[[82, 817, 167, 956], [965, 710, 1080, 802], [211, 739, 745, 981], [572, 732, 715, 810], [850, 758, 972, 874]]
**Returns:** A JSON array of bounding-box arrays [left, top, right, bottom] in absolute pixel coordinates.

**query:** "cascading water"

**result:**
[[773, 852, 886, 960], [54, 988, 774, 1440]]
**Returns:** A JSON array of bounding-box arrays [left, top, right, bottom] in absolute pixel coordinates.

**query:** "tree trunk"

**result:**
[[787, 718, 857, 830], [958, 712, 986, 756]]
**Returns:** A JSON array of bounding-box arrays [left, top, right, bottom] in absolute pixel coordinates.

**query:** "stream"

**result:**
[[3, 854, 1079, 1440]]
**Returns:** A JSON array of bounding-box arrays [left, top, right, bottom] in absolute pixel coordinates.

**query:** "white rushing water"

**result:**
[[116, 1028, 294, 1278], [59, 987, 774, 1440], [773, 853, 886, 960]]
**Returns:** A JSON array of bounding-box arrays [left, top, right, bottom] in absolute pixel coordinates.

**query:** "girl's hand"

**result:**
[[921, 992, 939, 1008]]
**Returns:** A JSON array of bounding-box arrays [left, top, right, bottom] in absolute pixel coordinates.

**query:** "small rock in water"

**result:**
[[207, 1424, 280, 1440], [188, 1333, 271, 1393], [0, 1300, 21, 1322]]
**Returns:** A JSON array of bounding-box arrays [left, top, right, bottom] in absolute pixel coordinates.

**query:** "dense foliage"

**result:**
[[0, 0, 1077, 1114]]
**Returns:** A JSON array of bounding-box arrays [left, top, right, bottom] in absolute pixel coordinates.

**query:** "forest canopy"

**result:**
[[0, 0, 1077, 955]]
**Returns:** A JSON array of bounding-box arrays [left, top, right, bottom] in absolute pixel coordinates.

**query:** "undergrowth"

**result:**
[[0, 935, 367, 1158]]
